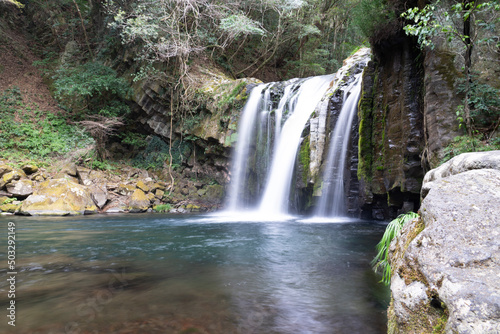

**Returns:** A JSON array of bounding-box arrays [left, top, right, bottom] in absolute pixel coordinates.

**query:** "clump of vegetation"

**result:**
[[372, 211, 420, 285], [1, 197, 18, 205], [51, 61, 131, 160], [441, 135, 500, 164], [153, 203, 172, 213], [132, 136, 171, 170], [0, 87, 94, 161], [53, 61, 130, 118]]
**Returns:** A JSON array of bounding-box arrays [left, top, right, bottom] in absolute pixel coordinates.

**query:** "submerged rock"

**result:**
[[20, 178, 98, 216], [388, 152, 500, 333]]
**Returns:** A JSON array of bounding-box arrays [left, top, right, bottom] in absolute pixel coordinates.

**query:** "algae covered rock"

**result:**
[[20, 178, 98, 216], [128, 189, 151, 213], [22, 164, 39, 175], [136, 180, 150, 192], [0, 165, 13, 178], [0, 169, 24, 188]]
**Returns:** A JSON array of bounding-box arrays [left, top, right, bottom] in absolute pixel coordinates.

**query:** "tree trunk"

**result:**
[[463, 0, 473, 137]]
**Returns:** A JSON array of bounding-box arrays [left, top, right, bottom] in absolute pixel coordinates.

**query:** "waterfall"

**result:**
[[226, 84, 268, 211], [258, 76, 334, 216], [315, 73, 363, 217], [226, 48, 371, 217]]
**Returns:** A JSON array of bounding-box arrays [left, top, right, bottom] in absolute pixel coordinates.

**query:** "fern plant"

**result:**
[[372, 212, 419, 285]]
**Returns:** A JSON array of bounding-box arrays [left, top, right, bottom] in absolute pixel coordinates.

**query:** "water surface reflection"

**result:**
[[0, 214, 389, 333]]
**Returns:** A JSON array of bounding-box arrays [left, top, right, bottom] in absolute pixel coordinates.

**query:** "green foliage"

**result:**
[[120, 131, 148, 149], [402, 1, 500, 50], [132, 136, 181, 170], [219, 14, 266, 39], [53, 61, 130, 117], [372, 212, 420, 285], [1, 197, 18, 205], [153, 203, 172, 213], [441, 135, 500, 164], [32, 51, 58, 76], [456, 73, 500, 128], [402, 1, 500, 137], [0, 87, 94, 160], [106, 0, 365, 80], [353, 0, 395, 39], [90, 158, 116, 171]]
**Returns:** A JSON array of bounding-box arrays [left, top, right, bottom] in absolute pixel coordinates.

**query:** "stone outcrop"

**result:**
[[129, 61, 261, 193], [387, 151, 500, 333]]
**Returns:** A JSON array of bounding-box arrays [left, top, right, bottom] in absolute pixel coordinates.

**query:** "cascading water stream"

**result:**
[[226, 48, 371, 218], [315, 73, 363, 217], [258, 76, 334, 216], [226, 84, 268, 211]]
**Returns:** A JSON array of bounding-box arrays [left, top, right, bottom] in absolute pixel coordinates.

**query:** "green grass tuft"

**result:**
[[372, 211, 419, 285]]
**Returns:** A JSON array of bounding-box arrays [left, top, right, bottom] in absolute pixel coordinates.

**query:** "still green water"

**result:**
[[0, 213, 389, 333]]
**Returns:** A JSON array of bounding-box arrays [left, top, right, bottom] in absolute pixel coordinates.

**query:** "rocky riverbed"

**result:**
[[0, 160, 225, 216]]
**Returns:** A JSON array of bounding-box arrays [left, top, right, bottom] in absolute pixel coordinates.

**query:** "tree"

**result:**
[[104, 0, 366, 80], [402, 0, 500, 137]]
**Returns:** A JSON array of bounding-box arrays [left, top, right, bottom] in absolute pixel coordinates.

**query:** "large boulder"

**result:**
[[421, 150, 500, 199], [20, 178, 98, 216], [0, 164, 13, 178], [388, 152, 500, 333], [128, 189, 151, 213], [0, 169, 25, 189], [6, 179, 33, 198]]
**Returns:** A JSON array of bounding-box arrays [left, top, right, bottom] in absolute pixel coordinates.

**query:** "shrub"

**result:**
[[53, 61, 130, 118]]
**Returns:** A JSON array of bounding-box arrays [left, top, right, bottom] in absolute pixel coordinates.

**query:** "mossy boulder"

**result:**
[[0, 164, 13, 178], [22, 164, 39, 175], [60, 162, 78, 177], [128, 189, 151, 213], [199, 184, 225, 204], [0, 170, 24, 188], [136, 180, 150, 192], [118, 184, 136, 196], [19, 178, 98, 216], [0, 203, 20, 213]]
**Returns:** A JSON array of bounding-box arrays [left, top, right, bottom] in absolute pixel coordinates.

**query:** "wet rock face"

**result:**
[[357, 40, 425, 220], [388, 152, 500, 333]]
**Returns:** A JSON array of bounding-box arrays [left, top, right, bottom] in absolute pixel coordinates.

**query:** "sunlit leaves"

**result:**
[[371, 212, 420, 285], [219, 14, 266, 39]]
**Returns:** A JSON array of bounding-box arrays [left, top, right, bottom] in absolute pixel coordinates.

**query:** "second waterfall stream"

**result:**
[[226, 48, 371, 219]]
